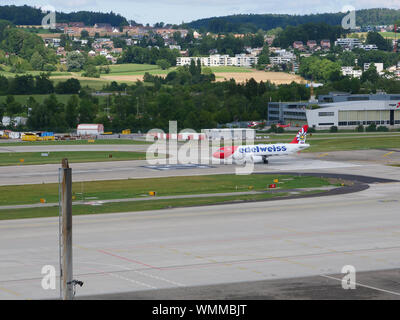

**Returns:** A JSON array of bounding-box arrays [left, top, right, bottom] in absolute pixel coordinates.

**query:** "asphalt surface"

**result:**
[[1, 145, 400, 300], [82, 268, 400, 300], [0, 145, 399, 186], [1, 180, 400, 300]]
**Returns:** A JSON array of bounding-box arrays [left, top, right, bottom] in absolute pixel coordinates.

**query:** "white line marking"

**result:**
[[320, 274, 400, 296]]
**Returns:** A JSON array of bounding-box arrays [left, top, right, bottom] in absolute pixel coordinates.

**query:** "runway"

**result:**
[[0, 181, 400, 299], [1, 145, 400, 300], [0, 145, 399, 186]]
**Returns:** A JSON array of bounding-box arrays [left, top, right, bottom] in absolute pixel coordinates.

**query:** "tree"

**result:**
[[4, 95, 23, 117], [65, 95, 79, 128], [30, 52, 44, 70], [34, 73, 54, 94], [80, 30, 89, 39], [156, 59, 171, 70], [366, 123, 377, 132], [361, 64, 380, 83], [79, 98, 97, 123], [55, 78, 81, 94], [66, 51, 85, 71], [82, 64, 100, 78], [0, 75, 8, 94], [366, 32, 392, 51]]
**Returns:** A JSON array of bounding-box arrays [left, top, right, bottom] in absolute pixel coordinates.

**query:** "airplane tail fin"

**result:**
[[290, 125, 309, 144]]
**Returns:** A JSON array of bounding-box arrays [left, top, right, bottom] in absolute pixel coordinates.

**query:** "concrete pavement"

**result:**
[[0, 181, 400, 299]]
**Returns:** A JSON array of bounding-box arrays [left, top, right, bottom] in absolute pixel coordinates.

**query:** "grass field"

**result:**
[[0, 93, 109, 105], [106, 63, 161, 74], [0, 192, 295, 221], [209, 66, 253, 73], [380, 32, 397, 39], [0, 139, 151, 146], [256, 132, 400, 152], [0, 151, 148, 166], [0, 174, 333, 206], [305, 136, 400, 152]]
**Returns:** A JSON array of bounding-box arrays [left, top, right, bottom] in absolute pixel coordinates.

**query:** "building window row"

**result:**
[[338, 120, 390, 126], [318, 112, 334, 117]]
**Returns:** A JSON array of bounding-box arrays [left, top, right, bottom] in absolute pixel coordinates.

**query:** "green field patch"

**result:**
[[0, 139, 151, 146], [209, 66, 253, 73], [305, 135, 400, 152], [0, 192, 299, 221], [0, 151, 147, 166], [0, 94, 107, 105], [256, 134, 400, 152], [0, 174, 333, 206], [107, 63, 161, 74]]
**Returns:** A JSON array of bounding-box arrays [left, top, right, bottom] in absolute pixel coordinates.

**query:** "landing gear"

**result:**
[[263, 156, 269, 164]]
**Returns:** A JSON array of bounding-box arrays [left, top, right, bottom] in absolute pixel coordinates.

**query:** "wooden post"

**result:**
[[59, 158, 73, 300]]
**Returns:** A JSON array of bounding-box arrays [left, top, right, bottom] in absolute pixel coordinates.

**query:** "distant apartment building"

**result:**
[[334, 38, 362, 49], [364, 62, 384, 74], [176, 54, 258, 67], [341, 66, 362, 78], [269, 49, 296, 65], [359, 44, 378, 51]]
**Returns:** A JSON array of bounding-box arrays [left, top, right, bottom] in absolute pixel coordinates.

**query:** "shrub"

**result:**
[[43, 64, 57, 72], [366, 123, 377, 132], [356, 124, 364, 132], [330, 126, 338, 133], [377, 125, 389, 132]]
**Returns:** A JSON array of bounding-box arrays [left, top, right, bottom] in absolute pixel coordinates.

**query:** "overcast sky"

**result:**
[[3, 0, 400, 25]]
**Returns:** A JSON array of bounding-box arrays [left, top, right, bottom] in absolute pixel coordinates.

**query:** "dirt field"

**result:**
[[102, 71, 304, 84], [214, 71, 304, 84], [50, 70, 304, 85]]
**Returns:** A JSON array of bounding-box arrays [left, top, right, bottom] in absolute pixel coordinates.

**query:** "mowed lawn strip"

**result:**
[[0, 151, 148, 166], [0, 139, 151, 146], [256, 135, 400, 152], [0, 192, 293, 220], [0, 174, 333, 206]]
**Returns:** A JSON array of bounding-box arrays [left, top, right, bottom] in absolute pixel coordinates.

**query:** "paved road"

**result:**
[[0, 146, 399, 186], [82, 268, 400, 300], [1, 181, 399, 299]]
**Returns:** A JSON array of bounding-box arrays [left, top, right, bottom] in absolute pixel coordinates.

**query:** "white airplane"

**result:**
[[213, 125, 309, 164]]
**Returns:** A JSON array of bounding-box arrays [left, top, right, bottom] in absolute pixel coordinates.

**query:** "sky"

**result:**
[[2, 0, 400, 25]]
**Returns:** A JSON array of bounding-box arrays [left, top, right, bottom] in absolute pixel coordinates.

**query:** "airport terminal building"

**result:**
[[268, 93, 400, 129]]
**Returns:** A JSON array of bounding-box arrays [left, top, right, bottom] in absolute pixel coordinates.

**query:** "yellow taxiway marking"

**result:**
[[318, 153, 329, 158], [0, 285, 21, 297], [383, 151, 394, 157]]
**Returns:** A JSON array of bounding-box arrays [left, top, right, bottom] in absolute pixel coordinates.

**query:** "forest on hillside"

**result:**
[[0, 5, 128, 26], [184, 8, 400, 33]]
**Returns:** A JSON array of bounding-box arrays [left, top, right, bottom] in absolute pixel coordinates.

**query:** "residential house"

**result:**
[[307, 40, 317, 49], [293, 41, 304, 50], [320, 39, 331, 49]]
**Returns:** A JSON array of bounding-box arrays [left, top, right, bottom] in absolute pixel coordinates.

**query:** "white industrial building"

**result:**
[[77, 124, 104, 136], [203, 128, 255, 140], [306, 100, 400, 129]]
